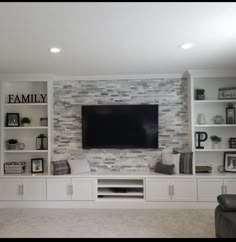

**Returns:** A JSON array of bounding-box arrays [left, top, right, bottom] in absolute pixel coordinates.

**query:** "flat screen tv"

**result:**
[[82, 104, 158, 149]]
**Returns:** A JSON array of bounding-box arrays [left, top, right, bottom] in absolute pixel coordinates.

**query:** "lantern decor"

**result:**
[[226, 103, 235, 124], [36, 134, 48, 150]]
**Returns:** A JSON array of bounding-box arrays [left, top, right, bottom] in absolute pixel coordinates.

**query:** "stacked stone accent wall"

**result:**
[[53, 78, 188, 172]]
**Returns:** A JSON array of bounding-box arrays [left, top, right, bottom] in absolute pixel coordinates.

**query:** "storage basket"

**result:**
[[228, 138, 236, 148], [4, 161, 26, 174]]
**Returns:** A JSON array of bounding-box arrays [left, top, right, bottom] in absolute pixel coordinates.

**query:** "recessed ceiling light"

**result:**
[[179, 43, 193, 49], [49, 47, 61, 53]]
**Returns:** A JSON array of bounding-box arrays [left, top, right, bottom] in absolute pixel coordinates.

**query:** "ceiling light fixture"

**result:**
[[49, 47, 61, 53], [179, 43, 193, 49]]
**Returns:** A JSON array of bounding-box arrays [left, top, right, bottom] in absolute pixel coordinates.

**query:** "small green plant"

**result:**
[[210, 135, 222, 143], [6, 139, 18, 144], [21, 117, 31, 124]]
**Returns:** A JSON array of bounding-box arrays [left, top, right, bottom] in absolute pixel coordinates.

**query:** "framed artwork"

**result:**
[[6, 113, 20, 127], [218, 87, 236, 100], [224, 152, 236, 172], [31, 158, 44, 173]]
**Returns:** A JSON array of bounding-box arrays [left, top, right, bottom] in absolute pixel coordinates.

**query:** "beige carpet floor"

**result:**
[[0, 208, 215, 238]]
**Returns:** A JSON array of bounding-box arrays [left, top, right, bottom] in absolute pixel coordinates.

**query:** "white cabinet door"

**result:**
[[197, 178, 223, 201], [145, 178, 171, 201], [47, 178, 71, 200], [172, 179, 197, 201], [22, 179, 46, 201], [71, 178, 96, 201], [224, 179, 236, 194], [0, 179, 21, 200]]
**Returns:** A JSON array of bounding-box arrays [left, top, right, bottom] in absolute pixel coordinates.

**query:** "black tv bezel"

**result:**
[[81, 104, 159, 149]]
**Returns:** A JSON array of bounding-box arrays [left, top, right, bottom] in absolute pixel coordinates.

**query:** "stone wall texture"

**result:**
[[53, 78, 188, 172]]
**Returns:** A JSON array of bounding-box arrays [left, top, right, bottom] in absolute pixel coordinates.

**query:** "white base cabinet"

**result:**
[[46, 178, 96, 201], [197, 178, 236, 201], [0, 175, 235, 207], [223, 179, 236, 194], [145, 178, 197, 201], [0, 178, 46, 201]]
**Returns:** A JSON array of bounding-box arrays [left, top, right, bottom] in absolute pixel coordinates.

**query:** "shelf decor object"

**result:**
[[195, 88, 205, 100], [197, 113, 206, 124], [40, 117, 48, 126], [195, 131, 208, 149], [213, 115, 224, 124], [6, 113, 20, 127], [218, 87, 236, 100], [21, 117, 31, 127], [4, 161, 26, 174], [228, 137, 236, 149], [210, 135, 222, 149], [36, 134, 48, 150], [226, 103, 235, 124], [224, 152, 236, 172], [31, 158, 44, 173], [6, 139, 19, 150], [8, 94, 47, 103]]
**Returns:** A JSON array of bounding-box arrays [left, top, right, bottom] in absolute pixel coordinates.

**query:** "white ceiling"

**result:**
[[0, 2, 236, 76]]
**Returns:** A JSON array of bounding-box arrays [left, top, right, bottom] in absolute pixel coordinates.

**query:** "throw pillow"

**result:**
[[51, 160, 71, 175], [162, 152, 180, 174], [154, 162, 175, 175], [68, 159, 91, 174], [179, 152, 193, 174]]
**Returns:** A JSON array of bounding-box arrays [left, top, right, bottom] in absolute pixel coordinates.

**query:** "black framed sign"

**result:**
[[31, 158, 44, 173], [6, 113, 20, 127], [224, 152, 236, 172]]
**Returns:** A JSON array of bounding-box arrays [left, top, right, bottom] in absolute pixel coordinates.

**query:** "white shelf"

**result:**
[[195, 124, 236, 128], [4, 103, 47, 106], [194, 99, 236, 103], [194, 149, 236, 152], [97, 192, 144, 196], [4, 150, 48, 153], [97, 179, 143, 188], [4, 126, 48, 130]]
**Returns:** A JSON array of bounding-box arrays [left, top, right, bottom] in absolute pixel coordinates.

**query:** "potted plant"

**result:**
[[210, 135, 222, 149], [6, 139, 19, 150], [21, 117, 31, 127]]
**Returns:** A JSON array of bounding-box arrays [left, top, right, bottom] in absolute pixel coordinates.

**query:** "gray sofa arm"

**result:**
[[217, 194, 236, 211]]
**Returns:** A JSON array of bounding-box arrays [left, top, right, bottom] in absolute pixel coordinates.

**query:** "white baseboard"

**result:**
[[0, 200, 217, 209]]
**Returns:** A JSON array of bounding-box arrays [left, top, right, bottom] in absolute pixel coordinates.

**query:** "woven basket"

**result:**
[[4, 162, 26, 174]]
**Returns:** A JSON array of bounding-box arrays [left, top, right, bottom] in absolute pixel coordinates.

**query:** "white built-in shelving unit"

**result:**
[[187, 70, 236, 174], [0, 79, 51, 176]]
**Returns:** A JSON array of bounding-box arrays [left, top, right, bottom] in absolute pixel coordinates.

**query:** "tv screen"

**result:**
[[82, 104, 158, 149]]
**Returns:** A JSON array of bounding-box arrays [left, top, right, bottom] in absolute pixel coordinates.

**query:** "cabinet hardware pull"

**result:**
[[21, 184, 24, 196], [221, 185, 224, 194], [67, 184, 70, 195], [172, 185, 174, 196], [71, 184, 73, 195], [225, 185, 227, 194], [168, 185, 171, 196], [18, 184, 21, 196]]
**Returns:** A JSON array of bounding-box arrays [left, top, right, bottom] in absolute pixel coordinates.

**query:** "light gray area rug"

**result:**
[[0, 208, 215, 238]]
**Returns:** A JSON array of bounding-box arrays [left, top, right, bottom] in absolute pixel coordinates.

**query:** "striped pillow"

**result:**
[[179, 152, 193, 174]]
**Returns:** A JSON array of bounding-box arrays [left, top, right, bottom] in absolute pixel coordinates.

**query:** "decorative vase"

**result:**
[[197, 113, 206, 125]]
